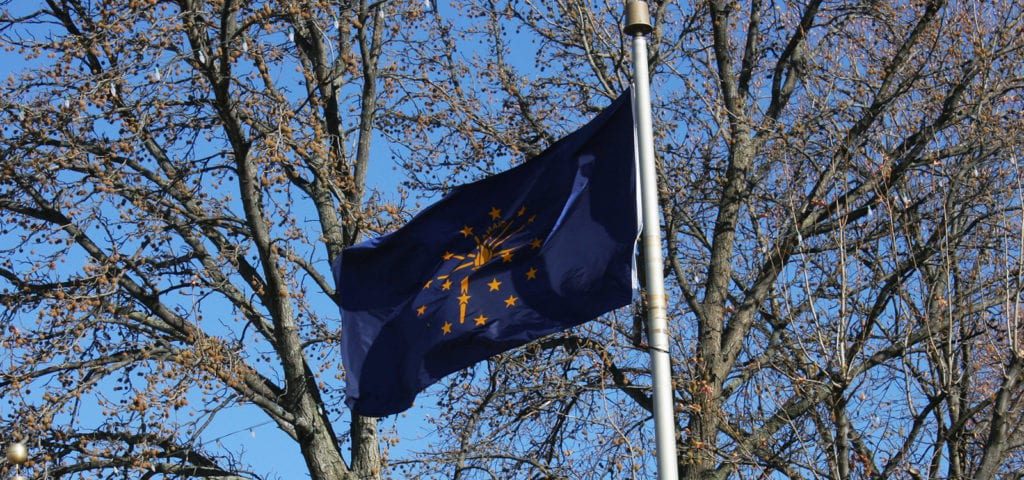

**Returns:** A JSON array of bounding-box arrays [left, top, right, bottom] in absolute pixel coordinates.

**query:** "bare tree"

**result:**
[[3, 0, 1024, 479], [0, 0, 412, 477], [383, 0, 1024, 479]]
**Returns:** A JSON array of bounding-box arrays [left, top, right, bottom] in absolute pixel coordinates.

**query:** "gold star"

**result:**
[[527, 214, 537, 223], [443, 251, 454, 260], [474, 314, 488, 326], [460, 226, 474, 237], [416, 305, 427, 316], [504, 295, 518, 308], [489, 207, 502, 220], [501, 251, 514, 263], [529, 238, 542, 249], [526, 267, 538, 280], [487, 278, 502, 291], [441, 279, 452, 291], [517, 206, 527, 216], [458, 293, 471, 304], [441, 322, 452, 334], [423, 279, 433, 289]]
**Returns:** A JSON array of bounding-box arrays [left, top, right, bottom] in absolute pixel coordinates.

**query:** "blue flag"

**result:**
[[334, 91, 637, 416]]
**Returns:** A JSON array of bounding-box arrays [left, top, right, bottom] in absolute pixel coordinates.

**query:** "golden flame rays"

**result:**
[[424, 205, 535, 333]]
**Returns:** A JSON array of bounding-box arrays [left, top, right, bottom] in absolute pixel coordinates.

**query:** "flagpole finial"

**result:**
[[624, 1, 652, 36]]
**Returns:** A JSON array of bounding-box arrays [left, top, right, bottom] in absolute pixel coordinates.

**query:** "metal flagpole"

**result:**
[[624, 2, 680, 479]]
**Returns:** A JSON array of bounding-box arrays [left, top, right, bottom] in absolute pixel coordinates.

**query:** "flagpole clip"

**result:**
[[624, 1, 653, 36]]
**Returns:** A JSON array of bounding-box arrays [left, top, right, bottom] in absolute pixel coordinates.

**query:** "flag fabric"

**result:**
[[333, 91, 638, 417]]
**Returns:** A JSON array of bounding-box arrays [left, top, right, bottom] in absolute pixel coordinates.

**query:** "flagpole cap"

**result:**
[[624, 1, 653, 36]]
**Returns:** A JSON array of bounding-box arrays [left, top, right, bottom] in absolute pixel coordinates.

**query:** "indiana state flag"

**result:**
[[333, 91, 638, 417]]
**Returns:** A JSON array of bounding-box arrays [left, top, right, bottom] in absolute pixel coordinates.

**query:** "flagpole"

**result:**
[[624, 2, 679, 479]]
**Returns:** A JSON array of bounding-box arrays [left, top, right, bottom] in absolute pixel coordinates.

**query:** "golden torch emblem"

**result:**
[[419, 206, 541, 333]]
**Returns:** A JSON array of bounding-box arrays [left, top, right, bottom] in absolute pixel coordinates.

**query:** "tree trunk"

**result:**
[[351, 413, 382, 479], [299, 416, 354, 480], [974, 358, 1022, 480], [688, 379, 722, 480]]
